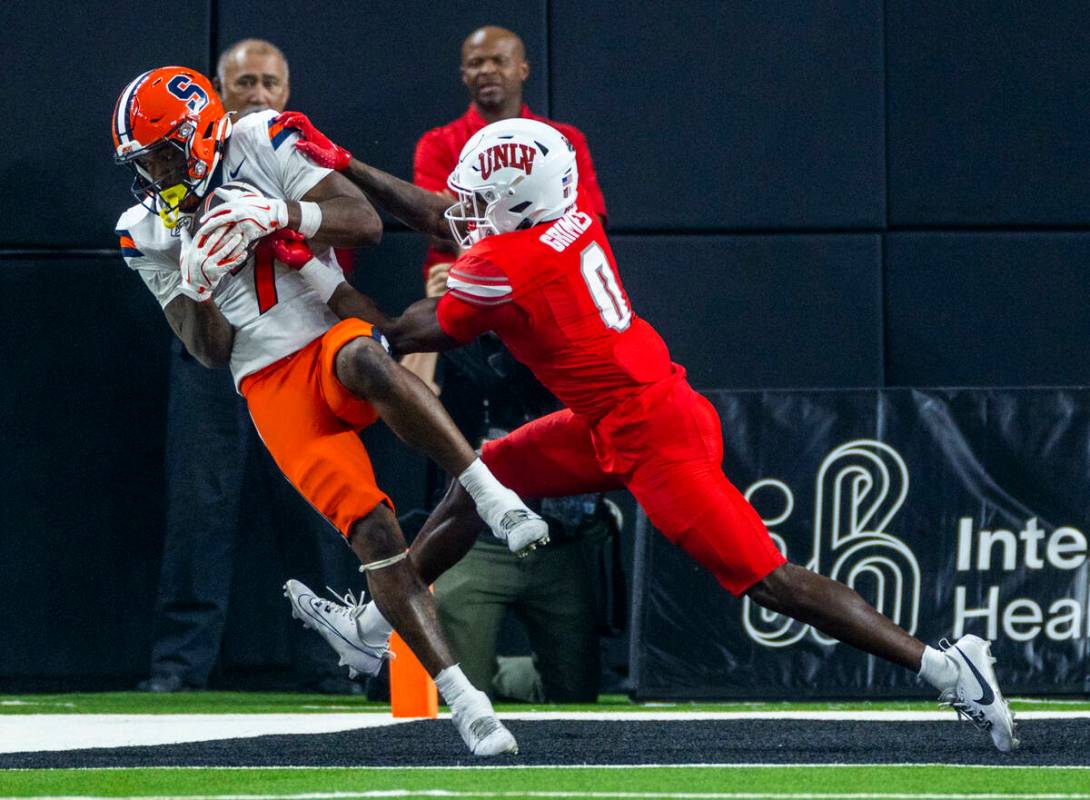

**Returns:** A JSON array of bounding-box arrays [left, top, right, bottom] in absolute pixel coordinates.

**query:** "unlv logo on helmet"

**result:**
[[446, 118, 577, 247], [477, 143, 536, 180]]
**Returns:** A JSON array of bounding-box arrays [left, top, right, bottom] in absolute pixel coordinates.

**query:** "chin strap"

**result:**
[[358, 549, 410, 573]]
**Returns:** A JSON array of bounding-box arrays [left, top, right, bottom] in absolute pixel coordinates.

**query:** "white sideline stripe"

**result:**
[[0, 714, 410, 754], [3, 792, 1090, 799]]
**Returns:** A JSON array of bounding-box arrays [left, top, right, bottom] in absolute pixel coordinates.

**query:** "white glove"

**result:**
[[178, 224, 246, 302], [198, 185, 289, 253]]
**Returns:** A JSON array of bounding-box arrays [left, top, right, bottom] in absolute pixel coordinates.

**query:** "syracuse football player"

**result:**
[[112, 66, 549, 756]]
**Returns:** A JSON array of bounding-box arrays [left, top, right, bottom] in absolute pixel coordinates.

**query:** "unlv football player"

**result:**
[[276, 111, 1019, 754]]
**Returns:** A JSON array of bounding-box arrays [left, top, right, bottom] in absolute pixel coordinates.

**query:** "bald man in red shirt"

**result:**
[[414, 25, 607, 283]]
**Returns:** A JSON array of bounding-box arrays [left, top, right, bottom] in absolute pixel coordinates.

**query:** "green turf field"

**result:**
[[2, 692, 1088, 799], [3, 765, 1089, 798]]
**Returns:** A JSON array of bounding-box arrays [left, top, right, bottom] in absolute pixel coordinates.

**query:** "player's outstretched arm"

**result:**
[[163, 296, 234, 368], [384, 297, 460, 355], [340, 160, 451, 241], [268, 232, 459, 355], [277, 111, 451, 241], [329, 289, 459, 355]]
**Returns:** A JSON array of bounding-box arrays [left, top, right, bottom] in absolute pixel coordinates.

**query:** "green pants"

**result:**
[[434, 538, 600, 702]]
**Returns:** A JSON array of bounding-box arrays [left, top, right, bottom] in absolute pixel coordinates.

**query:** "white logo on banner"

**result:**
[[742, 439, 921, 648]]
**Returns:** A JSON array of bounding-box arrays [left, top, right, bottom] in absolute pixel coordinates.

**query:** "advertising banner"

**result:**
[[631, 388, 1090, 698]]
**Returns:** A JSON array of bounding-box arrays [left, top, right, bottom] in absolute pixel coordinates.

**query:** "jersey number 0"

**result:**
[[580, 242, 631, 332]]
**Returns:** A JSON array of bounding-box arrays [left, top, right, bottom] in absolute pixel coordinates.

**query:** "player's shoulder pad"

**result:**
[[446, 254, 513, 307], [115, 203, 154, 257], [115, 203, 149, 232], [231, 109, 294, 152]]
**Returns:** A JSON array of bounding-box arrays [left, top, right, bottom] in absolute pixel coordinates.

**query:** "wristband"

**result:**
[[299, 257, 345, 303], [297, 201, 322, 238]]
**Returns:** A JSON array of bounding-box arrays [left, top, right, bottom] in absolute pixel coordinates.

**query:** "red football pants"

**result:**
[[481, 375, 785, 596]]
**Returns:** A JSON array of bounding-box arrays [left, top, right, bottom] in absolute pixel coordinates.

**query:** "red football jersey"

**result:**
[[436, 208, 673, 420]]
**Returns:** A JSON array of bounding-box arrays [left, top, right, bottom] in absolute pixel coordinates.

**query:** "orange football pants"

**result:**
[[241, 318, 390, 538]]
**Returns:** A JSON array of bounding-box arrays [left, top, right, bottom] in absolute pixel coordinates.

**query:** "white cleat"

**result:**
[[492, 507, 550, 558], [283, 579, 391, 679], [450, 687, 519, 756], [938, 635, 1020, 753]]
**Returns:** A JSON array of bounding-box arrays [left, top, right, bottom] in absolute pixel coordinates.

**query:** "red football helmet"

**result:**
[[112, 66, 232, 228]]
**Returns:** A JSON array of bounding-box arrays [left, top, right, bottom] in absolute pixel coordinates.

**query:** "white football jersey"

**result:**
[[115, 109, 342, 388]]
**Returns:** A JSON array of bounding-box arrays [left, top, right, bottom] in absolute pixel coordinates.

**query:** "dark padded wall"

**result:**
[[885, 233, 1090, 386], [217, 1, 547, 184], [0, 3, 211, 248], [886, 1, 1090, 226], [551, 0, 885, 231], [4, 2, 1089, 684], [613, 235, 882, 389], [0, 258, 170, 677]]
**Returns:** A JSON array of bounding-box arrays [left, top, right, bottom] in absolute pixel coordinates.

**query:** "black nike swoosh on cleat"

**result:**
[[955, 644, 996, 705], [294, 592, 372, 656], [228, 158, 247, 179]]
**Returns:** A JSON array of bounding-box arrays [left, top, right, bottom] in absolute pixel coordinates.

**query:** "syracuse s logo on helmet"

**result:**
[[166, 75, 210, 113]]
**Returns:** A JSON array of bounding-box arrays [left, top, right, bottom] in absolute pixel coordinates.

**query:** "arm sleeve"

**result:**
[[435, 254, 514, 343], [566, 126, 608, 221], [413, 130, 452, 192], [436, 293, 491, 343], [445, 254, 514, 306]]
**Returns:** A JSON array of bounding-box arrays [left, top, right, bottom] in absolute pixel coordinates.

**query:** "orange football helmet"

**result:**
[[112, 66, 232, 228]]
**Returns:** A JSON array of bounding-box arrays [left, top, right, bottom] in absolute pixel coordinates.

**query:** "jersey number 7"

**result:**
[[253, 243, 278, 314], [580, 242, 631, 332]]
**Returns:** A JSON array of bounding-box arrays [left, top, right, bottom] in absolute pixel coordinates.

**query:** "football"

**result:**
[[188, 180, 261, 237], [187, 180, 263, 262]]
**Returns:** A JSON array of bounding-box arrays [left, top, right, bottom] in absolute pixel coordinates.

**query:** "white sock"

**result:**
[[434, 664, 475, 706], [358, 602, 393, 649], [918, 645, 959, 690], [457, 458, 515, 528]]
